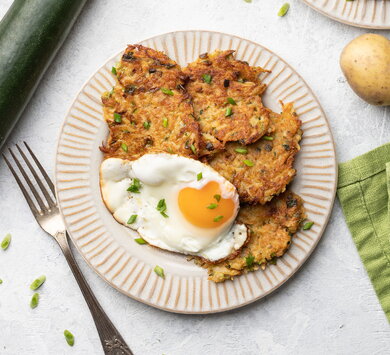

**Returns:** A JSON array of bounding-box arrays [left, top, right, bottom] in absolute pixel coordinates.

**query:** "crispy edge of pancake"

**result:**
[[206, 102, 302, 204], [195, 191, 306, 282], [101, 46, 201, 160], [183, 50, 271, 156]]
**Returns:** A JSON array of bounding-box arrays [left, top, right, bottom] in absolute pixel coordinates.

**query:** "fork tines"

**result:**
[[3, 142, 57, 215]]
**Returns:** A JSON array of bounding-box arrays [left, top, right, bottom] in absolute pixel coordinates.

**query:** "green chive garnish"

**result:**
[[121, 143, 128, 152], [244, 0, 252, 2], [64, 330, 75, 347], [161, 88, 174, 95], [278, 3, 290, 17], [127, 214, 137, 224], [162, 117, 168, 128], [245, 254, 255, 267], [154, 265, 165, 279], [213, 215, 224, 222], [113, 113, 122, 123], [135, 238, 147, 245], [202, 74, 212, 84], [127, 178, 141, 193], [227, 97, 237, 105], [30, 275, 46, 290], [157, 199, 168, 217], [143, 121, 151, 129], [263, 136, 274, 141], [197, 172, 203, 181], [243, 160, 254, 167], [0, 279, 2, 284], [225, 107, 233, 117], [111, 66, 117, 75], [235, 148, 248, 154], [207, 203, 218, 209], [303, 221, 314, 230], [214, 194, 221, 202], [190, 144, 197, 154], [30, 293, 39, 309], [1, 233, 11, 250]]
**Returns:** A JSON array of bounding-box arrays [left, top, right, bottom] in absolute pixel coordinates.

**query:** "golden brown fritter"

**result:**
[[101, 45, 200, 160], [206, 102, 302, 204], [197, 191, 305, 283], [183, 50, 270, 156]]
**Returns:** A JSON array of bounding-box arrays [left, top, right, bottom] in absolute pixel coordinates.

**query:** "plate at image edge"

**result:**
[[54, 31, 337, 314], [302, 0, 390, 29]]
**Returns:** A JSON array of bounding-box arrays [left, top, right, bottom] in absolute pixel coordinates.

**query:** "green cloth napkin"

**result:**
[[338, 143, 390, 323]]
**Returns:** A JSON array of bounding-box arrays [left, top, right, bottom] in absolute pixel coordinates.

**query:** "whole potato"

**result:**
[[340, 33, 390, 106]]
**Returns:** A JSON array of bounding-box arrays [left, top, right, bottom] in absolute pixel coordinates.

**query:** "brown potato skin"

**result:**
[[340, 33, 390, 106]]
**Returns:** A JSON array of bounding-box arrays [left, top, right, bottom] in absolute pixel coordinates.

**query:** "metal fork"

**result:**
[[3, 142, 133, 355]]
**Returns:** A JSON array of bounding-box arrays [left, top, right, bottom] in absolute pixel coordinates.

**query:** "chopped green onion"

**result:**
[[244, 0, 252, 2], [162, 117, 168, 128], [245, 254, 255, 267], [135, 238, 147, 245], [278, 3, 290, 17], [111, 66, 117, 75], [190, 144, 197, 154], [113, 113, 122, 123], [127, 178, 141, 193], [197, 172, 203, 181], [161, 88, 174, 95], [263, 136, 274, 141], [30, 293, 39, 309], [157, 199, 168, 218], [225, 107, 233, 117], [243, 160, 254, 167], [0, 279, 2, 284], [235, 148, 248, 154], [143, 121, 151, 129], [30, 275, 46, 290], [127, 215, 137, 224], [121, 143, 128, 152], [227, 97, 237, 105], [303, 221, 314, 230], [214, 194, 221, 202], [1, 233, 11, 250], [202, 74, 212, 84], [213, 215, 224, 222], [154, 265, 165, 279], [207, 203, 218, 209], [64, 330, 75, 347]]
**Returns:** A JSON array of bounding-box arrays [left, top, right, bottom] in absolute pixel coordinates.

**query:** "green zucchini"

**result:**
[[0, 0, 88, 149]]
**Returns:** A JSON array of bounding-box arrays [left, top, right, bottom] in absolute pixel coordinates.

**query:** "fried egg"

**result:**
[[100, 153, 248, 261]]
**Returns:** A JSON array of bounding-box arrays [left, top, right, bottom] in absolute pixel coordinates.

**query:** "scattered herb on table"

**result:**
[[0, 279, 3, 284], [30, 275, 46, 290], [64, 330, 75, 347], [1, 233, 11, 250], [30, 293, 39, 309], [278, 3, 290, 17]]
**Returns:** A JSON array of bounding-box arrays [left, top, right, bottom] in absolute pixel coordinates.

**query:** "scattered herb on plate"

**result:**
[[154, 265, 165, 279], [303, 221, 314, 230]]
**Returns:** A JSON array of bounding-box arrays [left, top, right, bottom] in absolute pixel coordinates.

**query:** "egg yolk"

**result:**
[[178, 181, 236, 228]]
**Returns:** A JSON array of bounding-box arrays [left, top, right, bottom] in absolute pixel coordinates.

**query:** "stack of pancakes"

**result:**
[[101, 45, 305, 282]]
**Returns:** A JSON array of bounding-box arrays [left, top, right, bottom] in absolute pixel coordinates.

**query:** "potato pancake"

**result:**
[[196, 191, 305, 283], [206, 102, 302, 204], [101, 45, 200, 160], [183, 50, 270, 156]]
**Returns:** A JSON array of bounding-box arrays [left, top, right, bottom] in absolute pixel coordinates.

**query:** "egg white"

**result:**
[[100, 154, 248, 261]]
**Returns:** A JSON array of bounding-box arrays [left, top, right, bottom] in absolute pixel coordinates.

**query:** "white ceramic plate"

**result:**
[[55, 31, 337, 314], [303, 0, 390, 29]]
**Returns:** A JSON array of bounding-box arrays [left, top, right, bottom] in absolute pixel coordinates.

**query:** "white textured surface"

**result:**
[[0, 1, 388, 354]]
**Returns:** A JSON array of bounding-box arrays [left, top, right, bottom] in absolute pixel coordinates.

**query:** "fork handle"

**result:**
[[55, 231, 134, 355]]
